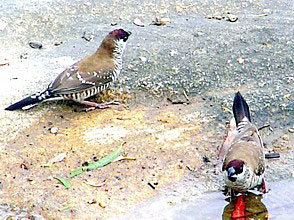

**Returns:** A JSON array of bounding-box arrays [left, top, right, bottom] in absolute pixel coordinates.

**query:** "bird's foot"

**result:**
[[80, 100, 121, 112]]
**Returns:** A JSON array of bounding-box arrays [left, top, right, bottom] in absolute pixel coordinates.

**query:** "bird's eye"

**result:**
[[123, 36, 128, 42]]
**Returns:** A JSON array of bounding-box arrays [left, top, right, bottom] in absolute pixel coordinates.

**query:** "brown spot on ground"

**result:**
[[0, 102, 207, 219]]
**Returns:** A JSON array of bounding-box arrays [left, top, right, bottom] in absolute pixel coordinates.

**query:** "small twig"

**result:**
[[255, 14, 268, 17], [82, 31, 92, 42], [258, 124, 272, 131], [0, 62, 9, 66], [147, 182, 155, 190], [181, 83, 190, 103]]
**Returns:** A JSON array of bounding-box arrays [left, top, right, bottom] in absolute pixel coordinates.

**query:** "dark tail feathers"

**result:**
[[5, 90, 51, 111], [233, 92, 251, 125]]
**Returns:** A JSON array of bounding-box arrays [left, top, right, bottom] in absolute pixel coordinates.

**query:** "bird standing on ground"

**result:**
[[5, 29, 132, 111], [220, 92, 266, 195]]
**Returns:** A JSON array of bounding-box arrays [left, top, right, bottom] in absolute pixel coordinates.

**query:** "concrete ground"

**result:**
[[0, 0, 293, 219]]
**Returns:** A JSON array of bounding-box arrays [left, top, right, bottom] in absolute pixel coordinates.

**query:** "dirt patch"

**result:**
[[0, 101, 212, 219]]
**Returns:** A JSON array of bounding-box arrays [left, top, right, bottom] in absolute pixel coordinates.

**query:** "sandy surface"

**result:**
[[0, 0, 293, 219]]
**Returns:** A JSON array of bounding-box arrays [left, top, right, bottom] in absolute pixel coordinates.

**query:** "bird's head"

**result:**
[[225, 159, 244, 182], [109, 29, 132, 42], [98, 29, 132, 58]]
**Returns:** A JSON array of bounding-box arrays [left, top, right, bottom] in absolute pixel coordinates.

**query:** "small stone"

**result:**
[[50, 127, 59, 135], [29, 41, 43, 49], [281, 135, 289, 141], [237, 57, 245, 64], [99, 201, 106, 208], [139, 56, 147, 63], [284, 94, 291, 100], [87, 199, 97, 204], [226, 14, 238, 22], [288, 128, 294, 133], [152, 17, 171, 26], [133, 18, 144, 27], [110, 22, 117, 26]]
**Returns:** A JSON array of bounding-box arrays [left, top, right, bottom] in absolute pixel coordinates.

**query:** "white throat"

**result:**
[[112, 39, 127, 80]]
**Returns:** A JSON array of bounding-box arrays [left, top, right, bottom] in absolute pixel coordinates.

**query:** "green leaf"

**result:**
[[67, 167, 86, 178], [68, 142, 124, 178], [55, 177, 71, 188]]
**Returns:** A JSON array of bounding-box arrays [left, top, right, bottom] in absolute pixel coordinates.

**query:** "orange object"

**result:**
[[231, 194, 246, 219]]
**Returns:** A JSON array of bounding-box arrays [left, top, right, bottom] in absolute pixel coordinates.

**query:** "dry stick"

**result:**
[[181, 83, 190, 103], [258, 124, 271, 131]]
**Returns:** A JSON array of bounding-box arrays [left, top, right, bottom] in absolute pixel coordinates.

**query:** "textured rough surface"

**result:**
[[0, 0, 294, 219]]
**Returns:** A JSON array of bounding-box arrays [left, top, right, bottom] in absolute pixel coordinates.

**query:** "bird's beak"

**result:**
[[228, 167, 235, 177], [227, 167, 237, 182], [127, 31, 132, 36]]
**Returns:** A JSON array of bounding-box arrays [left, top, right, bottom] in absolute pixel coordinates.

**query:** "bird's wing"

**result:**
[[232, 119, 263, 149], [48, 62, 114, 95]]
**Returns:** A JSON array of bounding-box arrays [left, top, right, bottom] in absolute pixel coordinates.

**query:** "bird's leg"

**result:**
[[78, 100, 121, 111], [259, 178, 268, 194]]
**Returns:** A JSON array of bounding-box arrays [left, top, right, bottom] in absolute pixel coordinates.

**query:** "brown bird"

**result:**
[[220, 92, 266, 195], [5, 29, 131, 111]]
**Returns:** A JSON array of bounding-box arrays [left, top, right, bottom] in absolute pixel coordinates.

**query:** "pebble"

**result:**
[[288, 128, 294, 133], [226, 14, 238, 22], [139, 57, 147, 63], [237, 57, 245, 64], [133, 18, 144, 27], [99, 201, 106, 208], [152, 17, 171, 26], [50, 127, 59, 135], [282, 135, 289, 141], [29, 41, 43, 49], [87, 199, 97, 204]]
